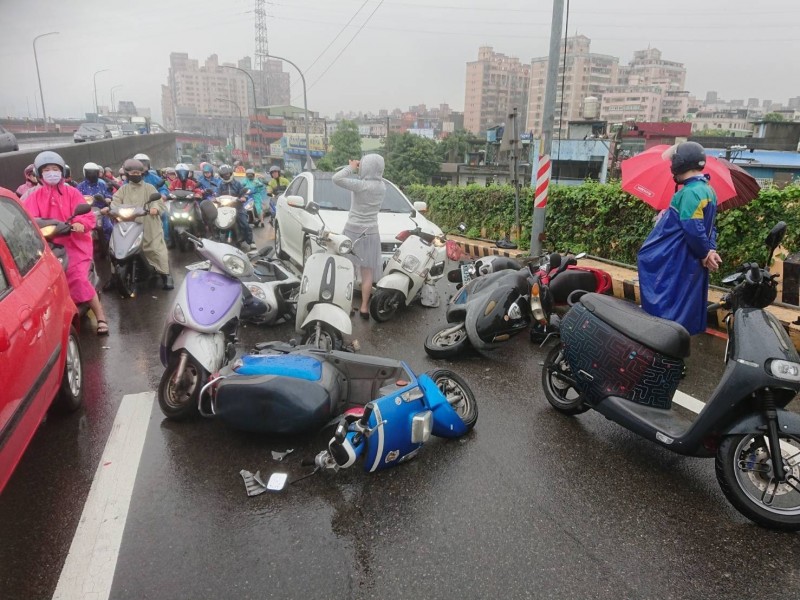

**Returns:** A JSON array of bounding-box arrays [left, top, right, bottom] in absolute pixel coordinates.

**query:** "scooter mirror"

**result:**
[[72, 203, 92, 216], [305, 200, 320, 215], [266, 473, 288, 491], [148, 192, 163, 202], [766, 222, 786, 252]]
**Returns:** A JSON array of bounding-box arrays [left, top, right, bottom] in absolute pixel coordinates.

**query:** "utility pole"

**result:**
[[530, 0, 564, 255]]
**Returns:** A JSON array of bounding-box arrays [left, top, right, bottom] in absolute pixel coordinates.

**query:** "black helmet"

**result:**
[[123, 158, 145, 173], [670, 142, 706, 177], [218, 164, 233, 181]]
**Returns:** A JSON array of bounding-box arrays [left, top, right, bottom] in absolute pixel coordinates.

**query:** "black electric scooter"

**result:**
[[542, 222, 800, 530]]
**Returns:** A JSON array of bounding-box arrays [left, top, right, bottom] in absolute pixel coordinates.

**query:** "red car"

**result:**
[[0, 186, 83, 493]]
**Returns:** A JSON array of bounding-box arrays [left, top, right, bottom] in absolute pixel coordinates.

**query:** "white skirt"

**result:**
[[343, 225, 383, 277]]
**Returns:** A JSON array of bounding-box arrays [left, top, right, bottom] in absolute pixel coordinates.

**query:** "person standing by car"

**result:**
[[637, 142, 721, 335], [112, 159, 173, 289], [241, 168, 267, 227], [332, 155, 386, 318], [23, 151, 110, 335], [217, 164, 255, 250], [16, 164, 37, 198], [76, 162, 113, 244]]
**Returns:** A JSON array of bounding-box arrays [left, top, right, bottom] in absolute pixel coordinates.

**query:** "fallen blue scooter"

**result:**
[[199, 343, 478, 450]]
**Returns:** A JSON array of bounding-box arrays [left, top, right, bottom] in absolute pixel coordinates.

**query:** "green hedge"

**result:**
[[407, 181, 800, 282]]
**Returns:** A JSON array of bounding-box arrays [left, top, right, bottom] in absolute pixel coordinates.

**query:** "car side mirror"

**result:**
[[286, 195, 306, 209], [73, 203, 92, 216], [413, 201, 427, 213]]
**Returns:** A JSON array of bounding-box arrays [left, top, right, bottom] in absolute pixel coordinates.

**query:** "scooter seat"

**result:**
[[579, 293, 691, 358]]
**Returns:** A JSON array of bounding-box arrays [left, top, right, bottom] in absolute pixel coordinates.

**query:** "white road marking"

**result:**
[[52, 392, 154, 600], [672, 390, 706, 415]]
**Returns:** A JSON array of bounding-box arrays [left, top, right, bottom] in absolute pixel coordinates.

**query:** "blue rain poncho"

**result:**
[[637, 177, 718, 336]]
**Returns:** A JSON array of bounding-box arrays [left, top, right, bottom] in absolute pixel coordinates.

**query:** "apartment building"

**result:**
[[161, 52, 290, 132], [526, 36, 619, 138], [464, 46, 530, 135]]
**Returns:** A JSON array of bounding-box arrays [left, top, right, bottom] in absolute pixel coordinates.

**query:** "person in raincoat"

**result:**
[[196, 163, 222, 198], [241, 168, 267, 227], [637, 142, 722, 335], [16, 164, 37, 198], [76, 161, 113, 243], [112, 158, 173, 289], [23, 151, 110, 335], [132, 153, 171, 246], [332, 154, 386, 318]]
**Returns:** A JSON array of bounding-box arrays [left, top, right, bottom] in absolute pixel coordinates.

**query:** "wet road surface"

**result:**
[[2, 225, 800, 600]]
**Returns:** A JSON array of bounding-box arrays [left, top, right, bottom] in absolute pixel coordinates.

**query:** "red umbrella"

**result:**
[[621, 144, 760, 210]]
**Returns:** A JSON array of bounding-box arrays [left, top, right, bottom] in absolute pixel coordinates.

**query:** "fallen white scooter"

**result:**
[[369, 222, 462, 322], [289, 195, 360, 350]]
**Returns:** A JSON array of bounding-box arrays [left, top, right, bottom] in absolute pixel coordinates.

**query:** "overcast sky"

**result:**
[[1, 0, 798, 123]]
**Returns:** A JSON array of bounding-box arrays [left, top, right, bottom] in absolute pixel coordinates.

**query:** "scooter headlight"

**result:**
[[173, 303, 186, 324], [769, 360, 800, 382], [337, 238, 353, 255], [118, 207, 135, 219], [40, 225, 57, 238], [402, 255, 420, 273], [530, 283, 546, 324], [222, 254, 247, 276], [248, 285, 267, 301]]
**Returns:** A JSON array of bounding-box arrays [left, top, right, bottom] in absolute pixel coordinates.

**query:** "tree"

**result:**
[[438, 129, 481, 162], [763, 112, 785, 123], [317, 120, 361, 171], [383, 132, 440, 187]]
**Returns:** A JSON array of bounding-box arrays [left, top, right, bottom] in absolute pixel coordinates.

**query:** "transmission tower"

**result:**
[[254, 0, 270, 106]]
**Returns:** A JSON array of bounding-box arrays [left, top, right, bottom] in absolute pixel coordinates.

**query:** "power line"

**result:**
[[302, 0, 371, 74], [303, 0, 387, 94]]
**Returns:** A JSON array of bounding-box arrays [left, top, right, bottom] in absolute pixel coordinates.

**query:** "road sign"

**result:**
[[535, 154, 552, 208]]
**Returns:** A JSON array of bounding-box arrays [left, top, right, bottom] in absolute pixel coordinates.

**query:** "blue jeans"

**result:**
[[162, 210, 171, 243], [236, 206, 253, 244]]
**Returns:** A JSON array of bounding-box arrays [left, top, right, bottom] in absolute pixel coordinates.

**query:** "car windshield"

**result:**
[[78, 124, 104, 133], [312, 177, 412, 214]]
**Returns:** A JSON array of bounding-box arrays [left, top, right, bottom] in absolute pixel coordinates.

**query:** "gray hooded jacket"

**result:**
[[332, 153, 386, 234]]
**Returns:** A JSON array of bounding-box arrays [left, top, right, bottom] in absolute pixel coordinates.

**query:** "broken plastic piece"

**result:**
[[240, 469, 269, 496], [271, 449, 294, 462]]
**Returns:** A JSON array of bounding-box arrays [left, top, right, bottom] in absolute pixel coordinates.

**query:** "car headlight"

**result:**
[[248, 285, 267, 301], [402, 255, 420, 273], [222, 254, 247, 276], [119, 207, 135, 219], [769, 360, 800, 382], [530, 283, 546, 324], [337, 238, 353, 255]]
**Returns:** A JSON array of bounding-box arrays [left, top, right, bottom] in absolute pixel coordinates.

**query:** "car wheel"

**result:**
[[274, 222, 288, 260], [52, 326, 83, 413]]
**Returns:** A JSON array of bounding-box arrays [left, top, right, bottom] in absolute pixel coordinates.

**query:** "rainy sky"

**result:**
[[0, 0, 798, 122]]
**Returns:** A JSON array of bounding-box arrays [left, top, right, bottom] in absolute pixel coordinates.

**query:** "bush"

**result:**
[[406, 181, 800, 283]]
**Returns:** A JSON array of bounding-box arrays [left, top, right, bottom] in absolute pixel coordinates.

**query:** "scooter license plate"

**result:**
[[186, 260, 211, 271], [460, 263, 472, 284]]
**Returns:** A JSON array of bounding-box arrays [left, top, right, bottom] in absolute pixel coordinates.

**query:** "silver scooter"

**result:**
[[108, 192, 162, 298]]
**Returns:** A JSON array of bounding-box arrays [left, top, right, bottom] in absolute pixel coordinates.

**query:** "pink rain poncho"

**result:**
[[24, 181, 96, 304]]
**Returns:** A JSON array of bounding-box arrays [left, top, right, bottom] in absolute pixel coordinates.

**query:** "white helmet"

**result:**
[[83, 162, 102, 177], [133, 153, 150, 162]]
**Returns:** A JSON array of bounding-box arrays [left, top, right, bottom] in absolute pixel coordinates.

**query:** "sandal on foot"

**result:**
[[96, 320, 110, 336], [359, 311, 370, 320]]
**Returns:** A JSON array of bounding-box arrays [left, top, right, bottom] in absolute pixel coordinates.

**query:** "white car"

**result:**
[[274, 171, 443, 268]]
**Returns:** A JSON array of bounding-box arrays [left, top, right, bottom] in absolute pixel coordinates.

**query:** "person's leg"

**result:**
[[88, 292, 109, 334], [162, 210, 173, 248], [237, 207, 255, 247], [360, 267, 373, 313]]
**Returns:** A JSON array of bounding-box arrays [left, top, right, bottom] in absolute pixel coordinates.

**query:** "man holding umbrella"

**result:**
[[637, 142, 722, 335]]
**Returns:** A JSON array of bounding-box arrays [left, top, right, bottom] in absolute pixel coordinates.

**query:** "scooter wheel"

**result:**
[[369, 288, 403, 322], [541, 345, 588, 415], [301, 321, 342, 351], [115, 263, 135, 298], [426, 369, 477, 431], [715, 433, 800, 531], [424, 323, 470, 359], [158, 353, 206, 420]]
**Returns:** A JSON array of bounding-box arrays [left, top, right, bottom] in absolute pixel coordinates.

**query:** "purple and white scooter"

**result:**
[[158, 232, 255, 419]]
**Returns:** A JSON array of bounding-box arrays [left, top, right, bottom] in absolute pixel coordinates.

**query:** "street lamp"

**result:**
[[216, 97, 244, 156], [33, 31, 59, 132], [220, 65, 257, 116], [267, 54, 312, 170], [93, 69, 109, 119], [110, 85, 123, 115]]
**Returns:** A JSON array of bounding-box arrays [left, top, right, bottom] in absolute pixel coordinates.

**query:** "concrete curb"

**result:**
[[449, 235, 800, 350]]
